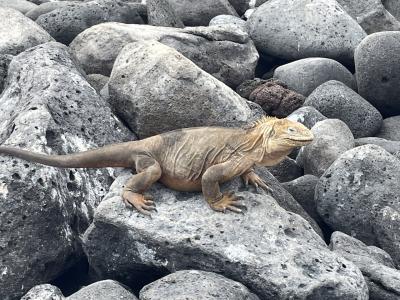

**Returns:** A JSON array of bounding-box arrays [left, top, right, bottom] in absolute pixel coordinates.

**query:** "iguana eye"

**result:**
[[288, 127, 296, 133]]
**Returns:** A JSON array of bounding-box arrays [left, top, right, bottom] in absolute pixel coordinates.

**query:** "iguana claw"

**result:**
[[123, 191, 157, 216], [210, 191, 247, 213]]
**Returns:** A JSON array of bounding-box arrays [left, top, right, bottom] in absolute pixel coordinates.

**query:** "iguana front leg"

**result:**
[[122, 155, 161, 216], [242, 169, 273, 192], [201, 158, 254, 213]]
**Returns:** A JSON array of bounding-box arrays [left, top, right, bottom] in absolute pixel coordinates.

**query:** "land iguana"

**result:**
[[0, 117, 313, 215]]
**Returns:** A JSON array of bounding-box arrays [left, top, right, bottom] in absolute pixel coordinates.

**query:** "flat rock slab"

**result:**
[[139, 270, 260, 300], [83, 172, 367, 300], [70, 23, 258, 88]]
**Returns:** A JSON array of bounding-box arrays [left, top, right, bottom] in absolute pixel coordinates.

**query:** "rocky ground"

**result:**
[[0, 0, 400, 299]]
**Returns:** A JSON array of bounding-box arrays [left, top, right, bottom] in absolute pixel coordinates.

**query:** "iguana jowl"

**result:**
[[0, 117, 313, 215]]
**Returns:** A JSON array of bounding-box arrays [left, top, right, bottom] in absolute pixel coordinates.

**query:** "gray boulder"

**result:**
[[139, 270, 260, 300], [247, 0, 367, 65], [235, 78, 268, 99], [297, 119, 355, 177], [36, 0, 144, 44], [26, 1, 77, 20], [267, 157, 302, 183], [69, 23, 258, 88], [0, 42, 134, 300], [376, 116, 400, 141], [0, 7, 53, 55], [0, 0, 37, 13], [282, 175, 325, 230], [330, 231, 400, 300], [228, 0, 251, 15], [304, 80, 383, 138], [315, 145, 400, 252], [21, 284, 65, 300], [384, 0, 400, 20], [167, 0, 238, 26], [374, 206, 400, 268], [287, 106, 327, 130], [0, 54, 12, 93], [209, 14, 247, 32], [355, 31, 400, 117], [83, 171, 367, 300], [68, 280, 138, 300], [337, 0, 400, 33], [355, 137, 400, 159], [108, 41, 254, 138], [147, 0, 184, 28], [273, 58, 357, 96]]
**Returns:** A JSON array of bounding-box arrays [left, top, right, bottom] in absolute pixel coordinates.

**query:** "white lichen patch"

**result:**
[[0, 266, 8, 278], [135, 241, 168, 266], [224, 244, 257, 263], [0, 182, 8, 198]]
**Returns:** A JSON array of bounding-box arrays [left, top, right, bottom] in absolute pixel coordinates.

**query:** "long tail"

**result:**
[[0, 142, 135, 168]]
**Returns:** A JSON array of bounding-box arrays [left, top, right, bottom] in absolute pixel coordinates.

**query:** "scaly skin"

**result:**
[[0, 117, 313, 215]]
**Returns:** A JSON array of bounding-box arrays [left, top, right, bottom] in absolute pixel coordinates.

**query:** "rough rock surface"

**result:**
[[0, 42, 134, 300], [68, 280, 138, 300], [108, 41, 254, 138], [167, 0, 238, 26], [267, 157, 303, 183], [355, 137, 400, 159], [209, 14, 247, 32], [70, 23, 258, 88], [36, 0, 144, 44], [0, 0, 37, 14], [297, 119, 355, 177], [304, 80, 383, 138], [330, 231, 400, 300], [21, 284, 65, 300], [315, 145, 400, 258], [236, 78, 268, 99], [0, 7, 53, 56], [282, 175, 325, 230], [83, 171, 367, 300], [87, 74, 109, 93], [355, 31, 400, 117], [139, 270, 260, 300], [384, 0, 400, 20], [249, 79, 305, 117], [147, 0, 184, 28], [26, 1, 77, 20], [0, 54, 12, 93], [228, 0, 251, 15], [337, 0, 400, 33], [376, 116, 400, 141], [287, 106, 327, 130], [273, 58, 357, 97], [247, 0, 367, 65]]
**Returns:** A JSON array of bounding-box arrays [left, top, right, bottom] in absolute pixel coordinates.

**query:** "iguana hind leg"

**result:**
[[122, 155, 161, 216]]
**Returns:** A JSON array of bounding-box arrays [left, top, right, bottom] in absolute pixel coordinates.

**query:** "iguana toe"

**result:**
[[123, 191, 157, 216], [210, 191, 247, 213]]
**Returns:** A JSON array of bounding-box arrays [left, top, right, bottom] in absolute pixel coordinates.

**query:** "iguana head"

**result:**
[[250, 116, 314, 149]]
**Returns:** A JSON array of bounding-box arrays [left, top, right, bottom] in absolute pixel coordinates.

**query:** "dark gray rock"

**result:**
[[282, 175, 325, 230], [247, 0, 367, 65], [83, 171, 367, 300], [21, 284, 65, 300], [374, 206, 400, 268], [249, 79, 305, 117], [376, 116, 400, 141], [68, 280, 138, 300], [0, 54, 12, 93], [287, 106, 327, 130], [355, 137, 400, 159], [384, 0, 400, 20], [273, 58, 357, 97], [0, 0, 37, 13], [267, 157, 302, 183], [355, 31, 400, 117], [36, 0, 144, 45], [337, 0, 400, 33], [330, 231, 400, 300], [26, 1, 77, 20], [108, 41, 255, 138], [167, 0, 238, 26], [209, 14, 247, 32], [139, 270, 260, 300], [235, 78, 268, 99], [228, 0, 251, 15], [304, 80, 383, 138], [70, 23, 258, 88], [315, 145, 400, 253], [0, 42, 134, 300], [87, 74, 109, 93], [0, 7, 53, 55], [147, 0, 184, 28], [297, 119, 355, 177]]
